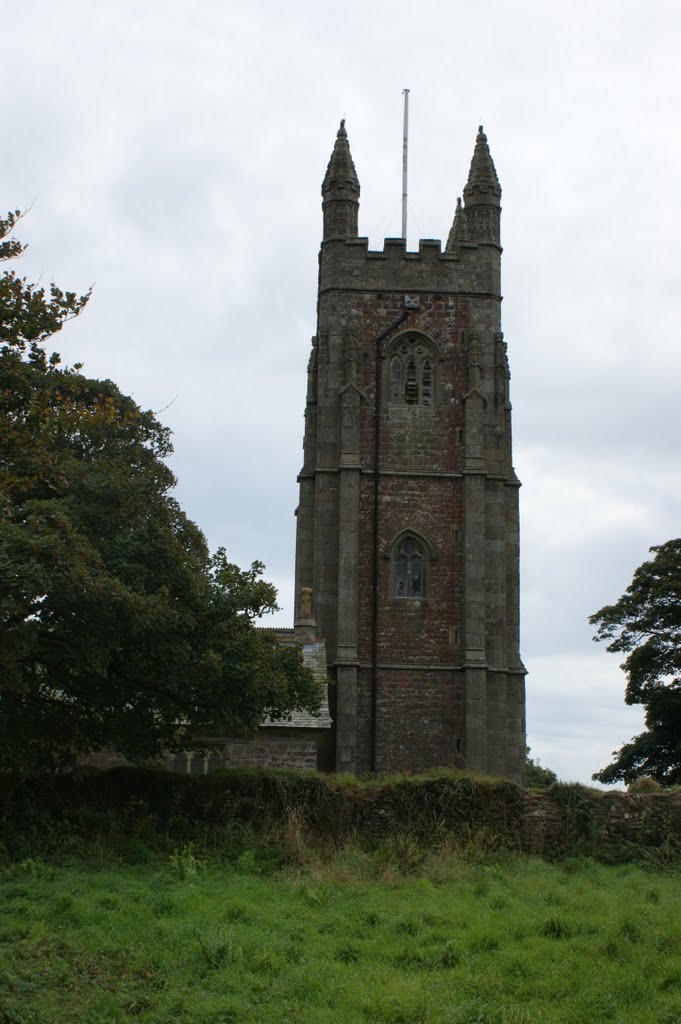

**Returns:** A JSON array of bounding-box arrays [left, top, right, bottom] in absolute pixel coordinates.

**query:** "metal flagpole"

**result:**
[[402, 88, 409, 242]]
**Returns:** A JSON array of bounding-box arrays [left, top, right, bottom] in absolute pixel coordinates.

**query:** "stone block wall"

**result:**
[[355, 667, 464, 774], [87, 730, 321, 776], [182, 735, 318, 773]]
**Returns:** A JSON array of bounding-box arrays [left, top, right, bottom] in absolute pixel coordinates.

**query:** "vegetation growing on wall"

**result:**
[[525, 747, 558, 788], [1, 766, 680, 867]]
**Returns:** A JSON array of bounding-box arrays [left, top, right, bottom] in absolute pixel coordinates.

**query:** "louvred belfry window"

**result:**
[[387, 334, 436, 407], [394, 537, 425, 598]]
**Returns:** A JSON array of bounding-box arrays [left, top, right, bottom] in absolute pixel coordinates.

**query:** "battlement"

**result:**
[[320, 234, 500, 297], [371, 237, 454, 260], [331, 236, 462, 260]]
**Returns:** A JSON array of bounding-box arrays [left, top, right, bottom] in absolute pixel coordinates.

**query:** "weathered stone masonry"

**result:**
[[293, 122, 527, 782]]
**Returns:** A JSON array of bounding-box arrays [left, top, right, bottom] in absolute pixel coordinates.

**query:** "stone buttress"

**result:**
[[294, 122, 526, 782]]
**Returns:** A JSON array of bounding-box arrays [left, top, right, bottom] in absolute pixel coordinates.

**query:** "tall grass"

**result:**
[[1, 849, 680, 1023]]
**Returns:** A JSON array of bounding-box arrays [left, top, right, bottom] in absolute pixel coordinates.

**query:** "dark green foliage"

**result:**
[[525, 747, 558, 788], [0, 210, 91, 353], [590, 540, 681, 786], [0, 212, 320, 773], [628, 777, 664, 794]]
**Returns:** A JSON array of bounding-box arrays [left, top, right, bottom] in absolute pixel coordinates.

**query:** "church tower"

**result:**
[[294, 122, 526, 782]]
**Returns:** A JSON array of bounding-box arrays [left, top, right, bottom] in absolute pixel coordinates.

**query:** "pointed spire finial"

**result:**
[[323, 120, 358, 192], [463, 125, 501, 209], [322, 119, 360, 240], [445, 196, 466, 251]]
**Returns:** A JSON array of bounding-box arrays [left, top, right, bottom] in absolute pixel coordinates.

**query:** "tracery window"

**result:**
[[394, 536, 425, 598], [388, 335, 436, 407]]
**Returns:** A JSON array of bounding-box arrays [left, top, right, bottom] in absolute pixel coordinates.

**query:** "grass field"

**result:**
[[1, 849, 680, 1024]]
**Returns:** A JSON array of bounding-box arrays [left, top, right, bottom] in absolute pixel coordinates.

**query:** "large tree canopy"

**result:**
[[0, 211, 319, 773], [590, 539, 681, 786]]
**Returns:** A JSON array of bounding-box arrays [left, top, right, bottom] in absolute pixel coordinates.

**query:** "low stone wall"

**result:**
[[345, 781, 681, 857], [2, 769, 681, 863], [522, 789, 681, 857]]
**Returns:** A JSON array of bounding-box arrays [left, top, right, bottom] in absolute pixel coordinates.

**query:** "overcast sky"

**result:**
[[5, 0, 681, 785]]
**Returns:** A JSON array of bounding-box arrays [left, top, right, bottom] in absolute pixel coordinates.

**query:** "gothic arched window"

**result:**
[[394, 536, 425, 598], [387, 334, 437, 407]]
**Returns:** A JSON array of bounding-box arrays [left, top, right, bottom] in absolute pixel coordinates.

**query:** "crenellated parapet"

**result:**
[[320, 235, 500, 298]]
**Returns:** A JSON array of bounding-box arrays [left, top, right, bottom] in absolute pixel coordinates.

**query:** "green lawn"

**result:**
[[1, 853, 680, 1024]]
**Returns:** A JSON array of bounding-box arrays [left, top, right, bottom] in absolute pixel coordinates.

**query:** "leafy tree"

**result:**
[[525, 747, 558, 788], [0, 209, 91, 351], [0, 211, 320, 773], [590, 539, 681, 786]]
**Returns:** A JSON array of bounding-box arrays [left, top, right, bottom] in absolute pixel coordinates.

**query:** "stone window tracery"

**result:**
[[388, 334, 436, 407], [394, 536, 425, 598]]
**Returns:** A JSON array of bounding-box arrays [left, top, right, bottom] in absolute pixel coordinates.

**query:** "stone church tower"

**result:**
[[293, 122, 526, 783]]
